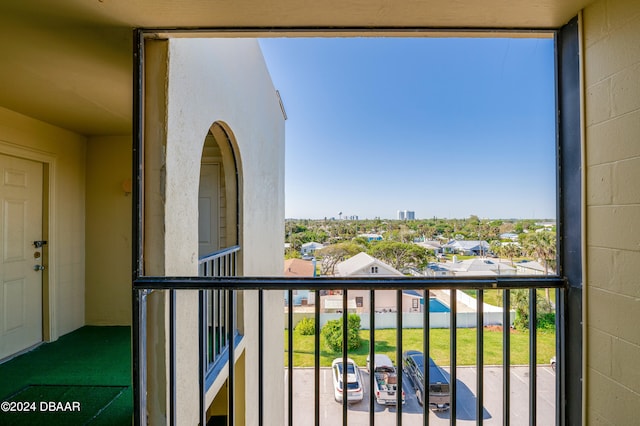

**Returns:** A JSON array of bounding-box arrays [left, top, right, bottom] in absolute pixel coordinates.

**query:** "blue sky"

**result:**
[[258, 37, 557, 220]]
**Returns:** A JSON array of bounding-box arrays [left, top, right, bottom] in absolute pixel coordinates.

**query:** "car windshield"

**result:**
[[411, 353, 437, 371], [336, 363, 356, 375], [339, 381, 361, 390], [430, 383, 450, 393]]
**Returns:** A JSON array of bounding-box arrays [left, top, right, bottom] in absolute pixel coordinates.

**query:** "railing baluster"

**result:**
[[369, 290, 375, 426], [476, 289, 484, 426], [213, 290, 218, 361], [315, 289, 320, 426], [529, 288, 537, 426], [450, 289, 457, 426], [199, 290, 206, 426], [503, 289, 511, 426], [208, 290, 214, 364], [228, 289, 235, 426], [288, 289, 293, 426], [342, 289, 348, 426], [218, 289, 223, 360], [397, 289, 403, 426], [555, 287, 562, 426], [170, 289, 177, 426], [423, 289, 429, 426], [133, 289, 147, 426], [258, 289, 264, 426]]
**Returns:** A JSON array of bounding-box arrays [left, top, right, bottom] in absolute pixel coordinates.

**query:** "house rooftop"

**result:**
[[335, 252, 403, 277], [284, 258, 315, 277]]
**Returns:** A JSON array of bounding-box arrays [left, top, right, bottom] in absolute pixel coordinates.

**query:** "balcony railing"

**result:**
[[132, 245, 240, 426], [133, 274, 565, 426], [199, 246, 240, 371]]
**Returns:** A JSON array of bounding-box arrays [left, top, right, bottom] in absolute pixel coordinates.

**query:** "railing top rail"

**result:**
[[198, 245, 240, 263], [133, 275, 566, 291]]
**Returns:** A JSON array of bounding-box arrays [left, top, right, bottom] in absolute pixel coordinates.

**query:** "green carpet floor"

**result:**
[[0, 326, 132, 425]]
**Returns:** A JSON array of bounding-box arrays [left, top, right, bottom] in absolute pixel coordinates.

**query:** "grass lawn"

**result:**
[[462, 289, 557, 308], [285, 327, 555, 368]]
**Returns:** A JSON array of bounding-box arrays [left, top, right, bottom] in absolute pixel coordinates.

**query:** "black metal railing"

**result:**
[[132, 246, 240, 426], [133, 275, 565, 426], [199, 246, 240, 369]]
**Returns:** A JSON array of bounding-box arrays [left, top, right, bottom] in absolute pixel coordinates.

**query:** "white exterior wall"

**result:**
[[85, 135, 132, 325], [287, 311, 513, 329], [162, 39, 285, 426]]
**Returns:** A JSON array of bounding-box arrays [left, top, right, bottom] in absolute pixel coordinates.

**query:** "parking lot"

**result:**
[[285, 366, 556, 425]]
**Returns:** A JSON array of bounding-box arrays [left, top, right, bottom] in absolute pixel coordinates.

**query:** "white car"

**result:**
[[331, 358, 364, 403]]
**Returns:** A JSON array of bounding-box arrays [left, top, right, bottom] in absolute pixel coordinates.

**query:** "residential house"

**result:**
[[425, 262, 454, 277], [443, 240, 491, 256], [0, 0, 638, 424], [284, 258, 316, 278], [415, 240, 443, 254], [284, 258, 316, 306], [330, 252, 423, 313], [499, 232, 520, 241], [437, 258, 517, 277], [300, 241, 324, 257], [515, 260, 554, 276], [358, 233, 383, 241]]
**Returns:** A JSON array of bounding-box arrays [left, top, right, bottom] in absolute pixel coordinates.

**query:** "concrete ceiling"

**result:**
[[0, 0, 592, 136]]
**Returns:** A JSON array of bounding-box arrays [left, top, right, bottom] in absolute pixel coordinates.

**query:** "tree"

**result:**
[[511, 289, 554, 331], [285, 248, 301, 260], [520, 231, 556, 274], [316, 242, 364, 275], [489, 240, 503, 259], [367, 241, 429, 270], [502, 243, 522, 266], [519, 231, 557, 302]]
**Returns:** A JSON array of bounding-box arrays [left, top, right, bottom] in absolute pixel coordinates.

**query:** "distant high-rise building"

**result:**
[[397, 210, 415, 220]]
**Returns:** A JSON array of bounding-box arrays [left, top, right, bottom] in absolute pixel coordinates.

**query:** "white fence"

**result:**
[[285, 311, 515, 330]]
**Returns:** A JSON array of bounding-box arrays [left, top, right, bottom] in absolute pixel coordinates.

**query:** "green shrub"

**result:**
[[321, 314, 362, 352], [536, 312, 556, 331], [295, 317, 316, 335], [513, 311, 529, 331]]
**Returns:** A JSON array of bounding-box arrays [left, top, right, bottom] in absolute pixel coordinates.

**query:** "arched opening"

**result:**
[[199, 122, 240, 256], [198, 122, 244, 409]]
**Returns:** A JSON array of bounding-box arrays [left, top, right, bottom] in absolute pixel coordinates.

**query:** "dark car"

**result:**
[[402, 350, 450, 411]]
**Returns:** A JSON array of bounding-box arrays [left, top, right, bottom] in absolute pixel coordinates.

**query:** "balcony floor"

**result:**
[[0, 326, 131, 425]]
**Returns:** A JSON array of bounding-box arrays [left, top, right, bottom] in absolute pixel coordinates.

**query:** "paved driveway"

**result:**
[[285, 366, 556, 425]]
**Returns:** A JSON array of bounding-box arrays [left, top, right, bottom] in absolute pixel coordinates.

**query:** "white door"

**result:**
[[0, 154, 43, 360], [198, 164, 220, 257]]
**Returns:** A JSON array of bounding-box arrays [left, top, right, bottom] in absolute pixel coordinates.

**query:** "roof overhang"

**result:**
[[0, 0, 592, 136]]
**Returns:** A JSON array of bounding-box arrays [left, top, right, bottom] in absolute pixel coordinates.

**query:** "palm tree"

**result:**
[[502, 243, 522, 267], [520, 231, 556, 302], [489, 240, 503, 260]]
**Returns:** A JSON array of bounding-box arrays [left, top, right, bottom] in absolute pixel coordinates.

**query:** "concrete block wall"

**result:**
[[583, 0, 640, 423]]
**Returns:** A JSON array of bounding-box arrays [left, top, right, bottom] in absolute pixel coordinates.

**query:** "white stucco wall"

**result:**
[[161, 38, 285, 425], [85, 135, 132, 325]]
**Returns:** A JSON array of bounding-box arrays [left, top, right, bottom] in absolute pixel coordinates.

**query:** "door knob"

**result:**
[[34, 265, 46, 271]]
